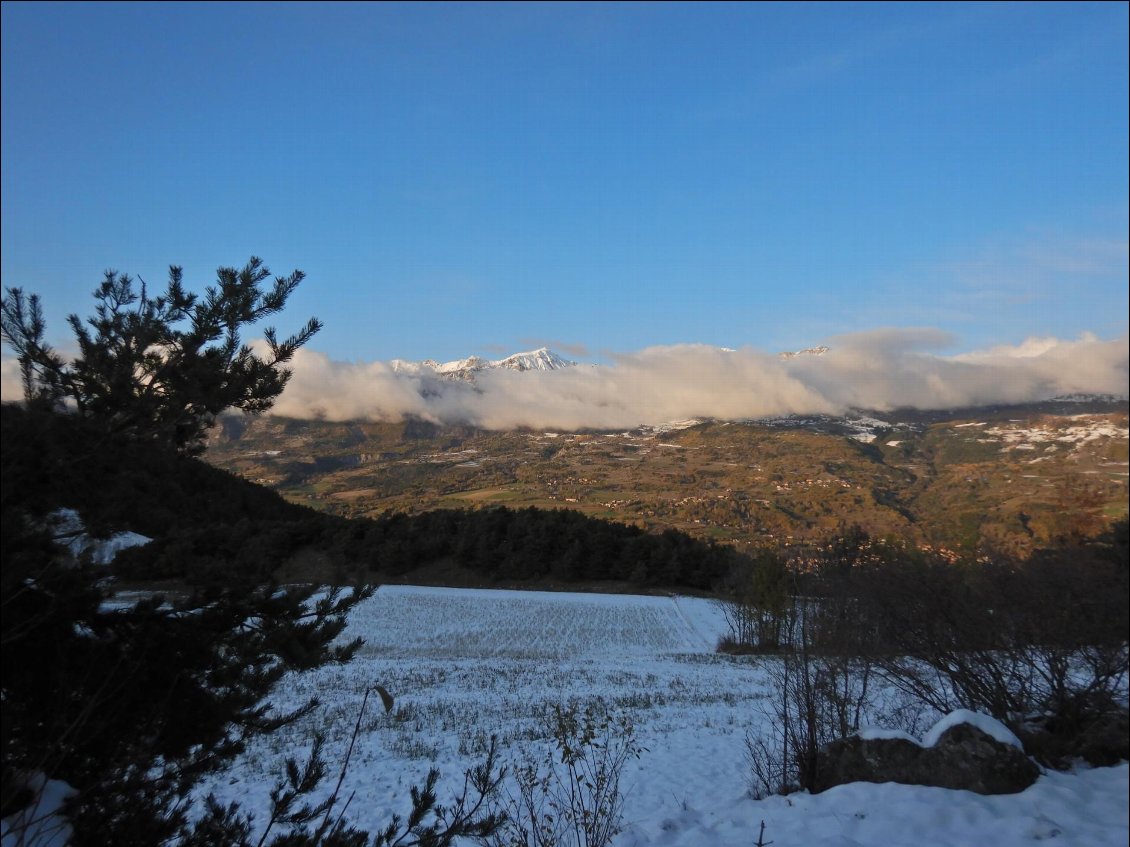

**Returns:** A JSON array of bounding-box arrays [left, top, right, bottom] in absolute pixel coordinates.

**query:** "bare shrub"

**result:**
[[491, 701, 642, 847], [745, 531, 886, 798], [745, 591, 878, 798], [855, 535, 1129, 731], [746, 521, 1129, 793]]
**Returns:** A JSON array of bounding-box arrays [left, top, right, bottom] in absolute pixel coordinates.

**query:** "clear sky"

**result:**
[[2, 1, 1127, 365]]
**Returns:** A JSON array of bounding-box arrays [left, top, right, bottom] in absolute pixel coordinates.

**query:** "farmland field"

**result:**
[[196, 585, 1129, 847]]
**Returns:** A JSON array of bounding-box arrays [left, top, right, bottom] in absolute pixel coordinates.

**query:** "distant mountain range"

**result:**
[[390, 347, 576, 381], [387, 344, 837, 382]]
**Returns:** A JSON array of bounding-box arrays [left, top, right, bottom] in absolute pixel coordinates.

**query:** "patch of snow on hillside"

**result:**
[[639, 419, 703, 435], [89, 531, 152, 564], [434, 355, 490, 375], [983, 416, 1128, 451], [1053, 393, 1129, 403], [756, 412, 890, 442], [47, 509, 152, 565], [778, 345, 830, 359]]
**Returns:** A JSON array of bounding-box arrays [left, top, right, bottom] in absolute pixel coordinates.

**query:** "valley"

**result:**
[[206, 397, 1129, 558]]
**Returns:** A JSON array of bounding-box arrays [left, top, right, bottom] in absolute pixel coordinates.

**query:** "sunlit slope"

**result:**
[[206, 402, 1128, 555]]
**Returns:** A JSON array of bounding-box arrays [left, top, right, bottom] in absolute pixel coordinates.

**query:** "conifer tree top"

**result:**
[[1, 257, 320, 453]]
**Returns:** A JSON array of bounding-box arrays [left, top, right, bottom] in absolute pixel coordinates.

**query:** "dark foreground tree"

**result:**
[[1, 257, 321, 454], [1, 262, 504, 845]]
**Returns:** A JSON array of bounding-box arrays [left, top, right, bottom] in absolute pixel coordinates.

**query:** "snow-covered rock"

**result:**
[[816, 710, 1039, 795], [922, 709, 1023, 750]]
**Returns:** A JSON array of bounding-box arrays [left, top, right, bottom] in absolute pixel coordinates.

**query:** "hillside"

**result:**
[[0, 404, 744, 593], [205, 398, 1129, 557]]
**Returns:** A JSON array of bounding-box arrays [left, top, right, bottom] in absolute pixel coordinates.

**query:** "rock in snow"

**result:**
[[816, 710, 1040, 795]]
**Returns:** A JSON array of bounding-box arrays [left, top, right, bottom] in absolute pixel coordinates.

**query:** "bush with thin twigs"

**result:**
[[491, 701, 643, 847], [744, 590, 879, 799]]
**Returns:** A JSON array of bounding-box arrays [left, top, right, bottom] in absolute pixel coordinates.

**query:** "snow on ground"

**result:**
[[46, 508, 152, 565], [196, 585, 1128, 847], [630, 765, 1128, 847], [0, 775, 74, 847], [983, 415, 1128, 451]]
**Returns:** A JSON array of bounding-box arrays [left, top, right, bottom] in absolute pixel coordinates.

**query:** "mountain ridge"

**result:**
[[390, 347, 576, 381], [206, 396, 1128, 559]]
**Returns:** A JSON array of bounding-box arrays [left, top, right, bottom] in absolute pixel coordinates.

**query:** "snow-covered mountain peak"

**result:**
[[389, 348, 577, 381], [494, 348, 576, 372], [778, 345, 830, 360], [434, 355, 490, 376]]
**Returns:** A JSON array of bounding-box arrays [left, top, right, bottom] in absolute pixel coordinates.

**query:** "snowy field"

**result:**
[[197, 584, 1129, 846]]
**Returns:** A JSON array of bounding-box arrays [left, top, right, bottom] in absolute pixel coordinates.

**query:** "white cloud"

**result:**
[[271, 330, 1129, 428], [0, 357, 24, 403], [5, 330, 1125, 427]]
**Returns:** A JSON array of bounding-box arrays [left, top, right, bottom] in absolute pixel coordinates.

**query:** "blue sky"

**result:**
[[2, 1, 1127, 365]]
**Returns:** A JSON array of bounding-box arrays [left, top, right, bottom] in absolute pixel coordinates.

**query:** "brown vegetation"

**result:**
[[206, 404, 1129, 559]]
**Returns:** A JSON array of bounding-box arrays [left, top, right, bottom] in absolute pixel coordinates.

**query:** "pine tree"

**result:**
[[1, 257, 321, 454], [1, 261, 504, 845]]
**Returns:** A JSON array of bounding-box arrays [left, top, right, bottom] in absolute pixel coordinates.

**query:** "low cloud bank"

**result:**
[[2, 329, 1125, 429], [270, 329, 1128, 430]]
